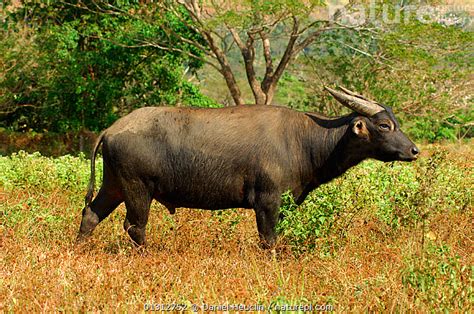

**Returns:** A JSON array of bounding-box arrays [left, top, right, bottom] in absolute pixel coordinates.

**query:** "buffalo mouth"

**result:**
[[397, 152, 419, 162], [375, 150, 418, 162]]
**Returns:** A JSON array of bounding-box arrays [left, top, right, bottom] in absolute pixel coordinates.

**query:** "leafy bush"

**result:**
[[2, 148, 470, 250], [402, 244, 473, 310], [0, 1, 217, 132], [277, 149, 472, 253], [0, 151, 101, 196]]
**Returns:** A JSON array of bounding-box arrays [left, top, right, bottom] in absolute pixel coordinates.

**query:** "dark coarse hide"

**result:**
[[78, 87, 419, 248]]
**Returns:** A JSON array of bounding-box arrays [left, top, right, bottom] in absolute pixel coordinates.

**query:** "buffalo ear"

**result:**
[[352, 118, 370, 139]]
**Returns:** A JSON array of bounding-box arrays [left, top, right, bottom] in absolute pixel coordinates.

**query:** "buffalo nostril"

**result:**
[[411, 147, 419, 156]]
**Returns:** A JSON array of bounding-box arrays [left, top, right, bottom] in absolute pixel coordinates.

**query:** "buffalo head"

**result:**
[[326, 86, 420, 162]]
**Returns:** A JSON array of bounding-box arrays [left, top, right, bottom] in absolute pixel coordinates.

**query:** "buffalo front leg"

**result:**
[[122, 180, 152, 247], [78, 186, 123, 241], [254, 194, 281, 249]]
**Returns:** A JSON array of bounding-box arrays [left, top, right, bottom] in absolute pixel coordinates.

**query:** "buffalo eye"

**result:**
[[378, 123, 391, 131]]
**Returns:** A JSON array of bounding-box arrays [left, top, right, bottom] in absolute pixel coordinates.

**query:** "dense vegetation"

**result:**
[[0, 1, 215, 132], [1, 1, 472, 311], [1, 1, 472, 141], [276, 21, 473, 142], [1, 146, 472, 311]]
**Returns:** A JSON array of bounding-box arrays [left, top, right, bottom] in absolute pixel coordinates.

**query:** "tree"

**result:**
[[0, 0, 215, 132], [72, 0, 357, 106], [158, 0, 356, 106]]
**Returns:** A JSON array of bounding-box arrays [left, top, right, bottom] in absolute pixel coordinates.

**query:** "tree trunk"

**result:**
[[203, 31, 244, 106], [221, 65, 244, 106], [264, 83, 277, 105], [243, 49, 266, 105]]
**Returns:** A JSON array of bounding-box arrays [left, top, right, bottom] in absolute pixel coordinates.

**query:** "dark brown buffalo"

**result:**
[[78, 87, 419, 248]]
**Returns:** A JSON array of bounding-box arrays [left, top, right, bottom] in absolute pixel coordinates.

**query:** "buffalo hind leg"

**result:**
[[78, 186, 123, 241], [254, 193, 281, 249], [122, 181, 152, 246]]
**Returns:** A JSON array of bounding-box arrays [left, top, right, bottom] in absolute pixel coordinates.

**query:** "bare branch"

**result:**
[[338, 41, 394, 68], [161, 25, 212, 57], [60, 0, 113, 16], [94, 0, 129, 15], [222, 34, 236, 54], [227, 27, 246, 51], [177, 0, 206, 29], [97, 36, 221, 71], [190, 0, 202, 18], [262, 16, 300, 93], [228, 27, 265, 104], [138, 39, 220, 71], [201, 30, 243, 105], [293, 27, 327, 55], [294, 26, 349, 55], [339, 41, 374, 58], [297, 19, 329, 35], [260, 31, 273, 81], [0, 104, 39, 116]]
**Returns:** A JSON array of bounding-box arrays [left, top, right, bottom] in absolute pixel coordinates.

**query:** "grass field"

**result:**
[[0, 142, 472, 312]]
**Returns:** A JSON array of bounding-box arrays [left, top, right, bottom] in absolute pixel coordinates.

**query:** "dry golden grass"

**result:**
[[1, 143, 472, 312]]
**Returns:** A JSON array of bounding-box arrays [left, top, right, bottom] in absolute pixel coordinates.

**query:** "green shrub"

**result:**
[[0, 151, 101, 196], [0, 149, 471, 252], [277, 149, 472, 253], [402, 244, 473, 311], [0, 1, 216, 133]]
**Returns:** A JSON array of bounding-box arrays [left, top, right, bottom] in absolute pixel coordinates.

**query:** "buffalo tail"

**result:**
[[84, 131, 105, 208]]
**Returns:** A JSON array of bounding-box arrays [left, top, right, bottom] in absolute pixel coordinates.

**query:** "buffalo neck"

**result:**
[[306, 113, 366, 184]]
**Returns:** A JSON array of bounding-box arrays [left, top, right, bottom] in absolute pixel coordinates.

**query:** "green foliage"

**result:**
[[0, 195, 74, 242], [3, 148, 469, 252], [0, 151, 101, 197], [277, 150, 472, 254], [2, 1, 471, 142], [282, 18, 473, 141], [0, 151, 102, 241], [202, 0, 324, 29], [0, 1, 216, 132], [402, 244, 473, 310]]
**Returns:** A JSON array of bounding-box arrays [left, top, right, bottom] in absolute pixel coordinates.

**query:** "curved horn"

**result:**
[[324, 86, 384, 116], [338, 86, 369, 101]]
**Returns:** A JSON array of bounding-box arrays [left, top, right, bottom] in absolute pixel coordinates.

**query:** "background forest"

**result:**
[[1, 0, 472, 142], [1, 0, 472, 312]]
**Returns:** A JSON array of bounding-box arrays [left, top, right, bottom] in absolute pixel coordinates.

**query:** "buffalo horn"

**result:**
[[338, 86, 369, 101], [324, 86, 384, 116]]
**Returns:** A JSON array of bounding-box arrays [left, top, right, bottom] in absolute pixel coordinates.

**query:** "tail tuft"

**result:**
[[84, 189, 94, 207]]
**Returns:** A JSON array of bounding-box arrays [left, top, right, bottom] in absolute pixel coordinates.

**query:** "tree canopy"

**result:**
[[0, 1, 472, 141], [0, 0, 215, 132]]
